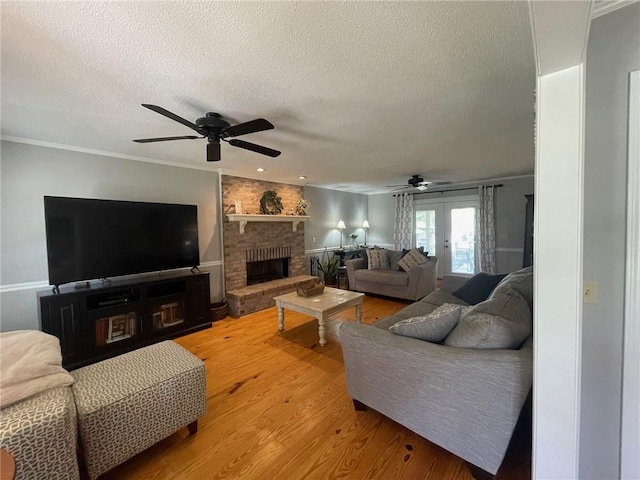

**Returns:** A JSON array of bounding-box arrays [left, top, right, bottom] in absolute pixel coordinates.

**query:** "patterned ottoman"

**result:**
[[71, 341, 206, 479], [0, 386, 79, 480]]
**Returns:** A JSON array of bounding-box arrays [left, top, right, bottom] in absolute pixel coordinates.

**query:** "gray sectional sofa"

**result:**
[[339, 267, 533, 476], [345, 251, 438, 301]]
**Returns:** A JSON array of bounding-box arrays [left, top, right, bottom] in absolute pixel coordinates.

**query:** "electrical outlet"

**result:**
[[499, 233, 509, 240], [312, 236, 316, 243], [584, 281, 599, 304]]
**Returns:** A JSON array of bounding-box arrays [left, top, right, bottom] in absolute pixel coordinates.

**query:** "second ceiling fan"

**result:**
[[387, 175, 450, 192], [133, 104, 281, 162]]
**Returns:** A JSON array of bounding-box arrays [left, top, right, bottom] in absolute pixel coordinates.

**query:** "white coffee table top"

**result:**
[[274, 287, 363, 314]]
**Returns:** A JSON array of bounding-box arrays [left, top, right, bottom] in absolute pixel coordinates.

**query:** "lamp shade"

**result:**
[[362, 220, 370, 229], [336, 219, 346, 230]]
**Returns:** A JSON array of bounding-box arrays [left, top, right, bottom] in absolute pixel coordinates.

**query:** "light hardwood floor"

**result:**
[[105, 295, 530, 480]]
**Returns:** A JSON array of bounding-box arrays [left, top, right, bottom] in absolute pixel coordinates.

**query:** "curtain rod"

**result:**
[[392, 184, 504, 197]]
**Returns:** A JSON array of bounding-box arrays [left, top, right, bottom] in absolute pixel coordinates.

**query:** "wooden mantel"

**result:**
[[226, 214, 310, 234]]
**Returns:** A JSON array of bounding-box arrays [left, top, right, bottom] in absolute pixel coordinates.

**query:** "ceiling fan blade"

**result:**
[[133, 136, 200, 143], [222, 118, 274, 138], [228, 139, 281, 157], [207, 142, 221, 162], [141, 104, 201, 132]]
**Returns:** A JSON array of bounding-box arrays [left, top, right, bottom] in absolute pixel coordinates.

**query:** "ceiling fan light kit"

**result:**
[[133, 104, 281, 162]]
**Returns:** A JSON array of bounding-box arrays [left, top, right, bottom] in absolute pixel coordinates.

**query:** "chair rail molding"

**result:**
[[0, 261, 223, 294]]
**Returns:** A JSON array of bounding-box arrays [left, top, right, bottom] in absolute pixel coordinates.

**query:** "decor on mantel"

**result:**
[[226, 214, 309, 234], [259, 190, 283, 215], [294, 198, 310, 216], [337, 219, 346, 249]]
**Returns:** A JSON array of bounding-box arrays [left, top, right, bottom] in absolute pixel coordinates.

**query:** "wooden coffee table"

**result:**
[[274, 287, 364, 346]]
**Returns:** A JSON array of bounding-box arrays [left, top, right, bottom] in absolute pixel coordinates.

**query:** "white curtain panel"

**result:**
[[477, 185, 497, 273], [393, 193, 413, 250]]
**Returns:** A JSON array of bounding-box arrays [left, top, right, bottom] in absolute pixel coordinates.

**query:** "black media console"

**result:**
[[39, 271, 211, 370]]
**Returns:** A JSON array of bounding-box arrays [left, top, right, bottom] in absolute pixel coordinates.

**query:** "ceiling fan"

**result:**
[[386, 175, 450, 192], [133, 104, 281, 162]]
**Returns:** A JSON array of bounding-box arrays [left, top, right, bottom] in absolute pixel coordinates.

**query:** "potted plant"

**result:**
[[317, 249, 339, 286], [349, 232, 359, 248]]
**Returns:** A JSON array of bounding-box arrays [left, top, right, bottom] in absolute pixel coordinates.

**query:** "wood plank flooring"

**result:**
[[104, 295, 530, 480]]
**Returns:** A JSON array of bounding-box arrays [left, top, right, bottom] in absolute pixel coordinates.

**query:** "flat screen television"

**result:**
[[44, 196, 200, 287]]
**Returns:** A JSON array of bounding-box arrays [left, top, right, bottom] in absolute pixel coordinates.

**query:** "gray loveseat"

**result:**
[[345, 251, 438, 301], [339, 268, 533, 476]]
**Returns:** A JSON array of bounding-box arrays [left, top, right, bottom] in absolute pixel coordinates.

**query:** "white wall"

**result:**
[[0, 140, 224, 331], [581, 4, 640, 478], [534, 64, 585, 480]]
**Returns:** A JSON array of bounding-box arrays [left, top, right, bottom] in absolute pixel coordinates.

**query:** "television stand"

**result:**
[[39, 271, 211, 370]]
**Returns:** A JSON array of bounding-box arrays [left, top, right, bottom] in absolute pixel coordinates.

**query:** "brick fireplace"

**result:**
[[222, 175, 316, 317]]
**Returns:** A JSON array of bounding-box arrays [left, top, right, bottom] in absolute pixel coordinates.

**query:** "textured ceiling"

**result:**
[[1, 1, 535, 194]]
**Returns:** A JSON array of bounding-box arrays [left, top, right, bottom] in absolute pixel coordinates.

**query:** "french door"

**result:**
[[414, 198, 478, 278]]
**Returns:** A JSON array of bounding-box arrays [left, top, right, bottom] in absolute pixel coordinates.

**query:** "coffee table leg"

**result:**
[[277, 305, 285, 331], [356, 302, 362, 323], [318, 314, 327, 347]]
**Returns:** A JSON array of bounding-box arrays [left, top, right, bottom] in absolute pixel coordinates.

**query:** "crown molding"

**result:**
[[591, 0, 638, 18], [0, 135, 218, 173]]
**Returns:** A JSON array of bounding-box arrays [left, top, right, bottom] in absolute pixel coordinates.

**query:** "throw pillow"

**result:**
[[444, 287, 532, 349], [397, 248, 427, 273], [400, 247, 428, 270], [490, 266, 534, 310], [452, 272, 508, 305], [390, 303, 462, 342], [367, 248, 389, 270]]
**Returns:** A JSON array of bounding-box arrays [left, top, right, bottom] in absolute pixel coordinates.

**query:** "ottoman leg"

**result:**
[[187, 420, 198, 436]]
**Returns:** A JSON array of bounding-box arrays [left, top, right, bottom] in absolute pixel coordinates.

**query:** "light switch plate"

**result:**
[[584, 281, 599, 304]]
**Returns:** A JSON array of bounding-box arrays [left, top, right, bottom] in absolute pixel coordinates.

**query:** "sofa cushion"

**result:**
[[444, 288, 532, 349], [367, 248, 389, 270], [452, 272, 508, 305], [390, 303, 462, 342], [491, 266, 533, 309], [354, 268, 409, 287], [398, 248, 427, 273], [387, 249, 404, 271]]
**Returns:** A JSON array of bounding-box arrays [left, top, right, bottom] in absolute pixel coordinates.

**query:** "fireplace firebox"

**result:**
[[246, 258, 289, 285], [245, 246, 292, 286]]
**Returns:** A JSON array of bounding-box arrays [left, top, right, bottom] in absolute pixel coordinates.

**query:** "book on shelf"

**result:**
[[105, 314, 133, 343], [95, 318, 107, 347], [158, 302, 184, 327]]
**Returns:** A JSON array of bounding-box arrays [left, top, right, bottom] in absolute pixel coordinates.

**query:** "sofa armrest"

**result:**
[[440, 274, 469, 293], [345, 258, 365, 289], [339, 322, 532, 474], [407, 256, 438, 299]]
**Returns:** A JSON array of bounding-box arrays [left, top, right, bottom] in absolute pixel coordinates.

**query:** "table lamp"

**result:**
[[337, 219, 346, 248], [362, 220, 370, 245]]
